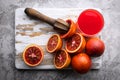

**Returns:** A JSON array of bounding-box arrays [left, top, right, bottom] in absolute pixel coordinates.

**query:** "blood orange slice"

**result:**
[[65, 33, 86, 53], [23, 44, 44, 66], [46, 34, 62, 53], [54, 49, 71, 69]]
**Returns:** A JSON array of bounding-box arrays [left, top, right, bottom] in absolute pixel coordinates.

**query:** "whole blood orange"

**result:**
[[71, 53, 92, 74], [46, 34, 62, 53], [54, 49, 71, 69], [85, 38, 105, 57], [65, 33, 86, 53], [23, 44, 44, 66]]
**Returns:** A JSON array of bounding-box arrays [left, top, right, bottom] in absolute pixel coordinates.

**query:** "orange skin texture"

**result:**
[[85, 38, 105, 57], [71, 53, 92, 74], [60, 19, 77, 39]]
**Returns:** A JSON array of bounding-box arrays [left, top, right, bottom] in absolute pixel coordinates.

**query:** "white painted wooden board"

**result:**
[[15, 8, 103, 69]]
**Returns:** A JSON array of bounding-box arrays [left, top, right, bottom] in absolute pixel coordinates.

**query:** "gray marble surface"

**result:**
[[0, 0, 120, 80]]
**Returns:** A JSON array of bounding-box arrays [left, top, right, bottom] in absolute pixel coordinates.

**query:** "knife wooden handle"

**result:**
[[25, 8, 56, 25]]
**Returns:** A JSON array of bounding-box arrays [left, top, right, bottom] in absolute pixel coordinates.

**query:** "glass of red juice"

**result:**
[[77, 9, 104, 37]]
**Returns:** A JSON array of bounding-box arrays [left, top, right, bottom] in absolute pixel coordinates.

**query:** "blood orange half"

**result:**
[[54, 49, 71, 69], [60, 19, 77, 39], [65, 33, 86, 53], [23, 44, 44, 67], [46, 34, 62, 53]]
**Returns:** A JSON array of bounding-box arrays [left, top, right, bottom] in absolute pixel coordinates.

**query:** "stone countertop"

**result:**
[[0, 0, 120, 80]]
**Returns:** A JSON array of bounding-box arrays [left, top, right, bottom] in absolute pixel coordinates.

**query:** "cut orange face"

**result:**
[[23, 44, 44, 67], [60, 19, 77, 39], [46, 34, 62, 53], [54, 49, 71, 69], [65, 33, 86, 53]]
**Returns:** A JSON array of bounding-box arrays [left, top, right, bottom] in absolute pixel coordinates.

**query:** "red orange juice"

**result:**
[[77, 9, 104, 37]]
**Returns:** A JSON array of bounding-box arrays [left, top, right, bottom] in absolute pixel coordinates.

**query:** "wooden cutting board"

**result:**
[[15, 8, 103, 69]]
